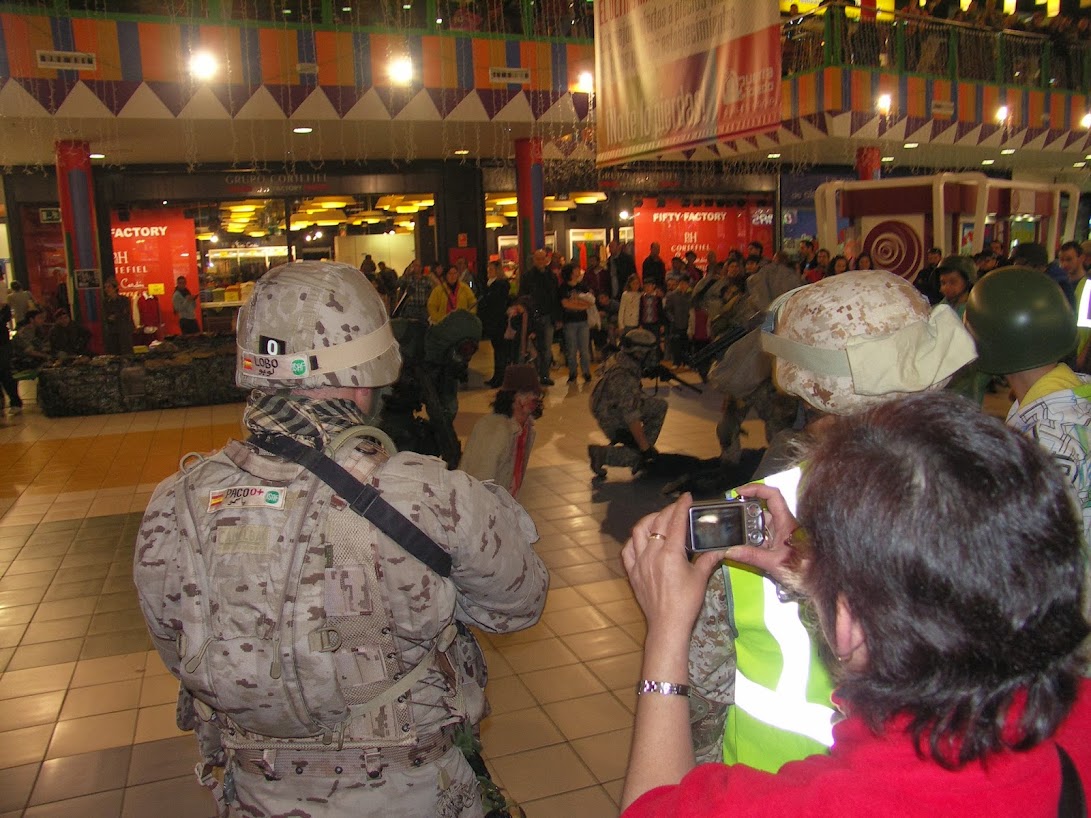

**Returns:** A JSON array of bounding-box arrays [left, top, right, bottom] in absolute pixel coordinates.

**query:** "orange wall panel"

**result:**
[[72, 19, 122, 81], [138, 23, 182, 82], [314, 31, 354, 86]]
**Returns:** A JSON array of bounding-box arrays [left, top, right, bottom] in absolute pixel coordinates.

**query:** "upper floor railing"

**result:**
[[782, 3, 1091, 94], [0, 0, 594, 38]]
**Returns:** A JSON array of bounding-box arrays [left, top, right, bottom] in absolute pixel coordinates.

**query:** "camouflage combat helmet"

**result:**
[[761, 270, 977, 415], [963, 266, 1076, 375], [236, 260, 402, 389], [937, 254, 977, 286], [621, 328, 658, 349]]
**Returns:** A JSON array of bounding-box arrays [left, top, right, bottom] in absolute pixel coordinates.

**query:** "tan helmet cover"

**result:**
[[236, 260, 402, 389], [761, 270, 978, 415]]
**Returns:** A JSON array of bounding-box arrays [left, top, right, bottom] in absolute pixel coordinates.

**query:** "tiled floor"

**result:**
[[0, 351, 738, 818], [0, 353, 1011, 817]]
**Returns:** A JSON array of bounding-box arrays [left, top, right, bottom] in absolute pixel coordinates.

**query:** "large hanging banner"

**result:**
[[595, 0, 782, 167]]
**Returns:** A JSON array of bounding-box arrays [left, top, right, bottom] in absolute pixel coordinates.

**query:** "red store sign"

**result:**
[[632, 198, 775, 272], [109, 210, 200, 336]]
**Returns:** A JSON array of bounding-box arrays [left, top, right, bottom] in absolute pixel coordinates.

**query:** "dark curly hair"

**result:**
[[798, 392, 1088, 768]]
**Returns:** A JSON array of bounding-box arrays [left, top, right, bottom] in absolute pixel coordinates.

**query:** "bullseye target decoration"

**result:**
[[860, 216, 925, 280]]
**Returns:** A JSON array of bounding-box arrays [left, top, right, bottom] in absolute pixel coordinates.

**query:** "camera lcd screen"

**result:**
[[690, 505, 745, 552]]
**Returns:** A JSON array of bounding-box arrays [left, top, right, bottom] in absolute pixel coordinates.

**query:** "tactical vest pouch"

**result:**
[[173, 449, 345, 740]]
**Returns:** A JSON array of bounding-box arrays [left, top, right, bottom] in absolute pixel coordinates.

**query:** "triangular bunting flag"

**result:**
[[82, 80, 142, 116], [953, 120, 980, 141], [476, 88, 520, 119], [14, 77, 80, 114], [1063, 130, 1090, 150], [264, 84, 317, 118], [526, 90, 562, 120], [371, 86, 417, 119], [781, 118, 803, 138], [572, 91, 591, 122], [208, 84, 261, 118], [426, 88, 472, 118], [146, 81, 200, 117]]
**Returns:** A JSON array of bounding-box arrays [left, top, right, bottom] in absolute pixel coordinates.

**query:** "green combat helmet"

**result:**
[[937, 254, 977, 286], [963, 266, 1077, 375], [236, 260, 402, 389]]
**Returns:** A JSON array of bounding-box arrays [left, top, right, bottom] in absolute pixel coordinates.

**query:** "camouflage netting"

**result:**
[[37, 334, 247, 417]]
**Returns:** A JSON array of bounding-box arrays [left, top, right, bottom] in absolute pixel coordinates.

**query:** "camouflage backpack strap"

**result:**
[[249, 432, 451, 577]]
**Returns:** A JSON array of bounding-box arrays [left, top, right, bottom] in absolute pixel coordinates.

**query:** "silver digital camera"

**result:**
[[687, 498, 765, 554]]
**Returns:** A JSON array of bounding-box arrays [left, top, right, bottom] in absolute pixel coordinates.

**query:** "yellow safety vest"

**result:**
[[722, 467, 838, 773]]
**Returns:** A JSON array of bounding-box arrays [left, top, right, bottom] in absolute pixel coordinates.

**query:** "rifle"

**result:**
[[649, 364, 701, 394]]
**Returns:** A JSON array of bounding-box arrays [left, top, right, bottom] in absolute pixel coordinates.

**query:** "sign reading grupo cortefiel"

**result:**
[[594, 0, 781, 167]]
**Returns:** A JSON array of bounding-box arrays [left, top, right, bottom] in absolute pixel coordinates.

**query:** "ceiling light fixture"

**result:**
[[388, 56, 413, 85], [1001, 148, 1016, 155], [996, 105, 1009, 123], [576, 71, 594, 94], [767, 152, 781, 159], [876, 93, 892, 115], [981, 159, 995, 165], [881, 156, 894, 162], [293, 126, 313, 134], [188, 50, 218, 81], [89, 152, 105, 159], [903, 142, 919, 149], [454, 149, 469, 156], [1082, 113, 1091, 129]]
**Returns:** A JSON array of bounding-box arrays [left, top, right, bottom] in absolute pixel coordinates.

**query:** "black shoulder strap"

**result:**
[[250, 433, 452, 578], [1058, 743, 1087, 818]]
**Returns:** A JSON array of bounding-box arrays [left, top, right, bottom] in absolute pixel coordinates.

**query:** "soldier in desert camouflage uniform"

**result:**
[[134, 260, 548, 817], [688, 271, 978, 769], [588, 328, 668, 478]]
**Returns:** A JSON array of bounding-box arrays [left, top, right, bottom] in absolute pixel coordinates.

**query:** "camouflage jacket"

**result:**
[[134, 438, 548, 747], [591, 353, 645, 432]]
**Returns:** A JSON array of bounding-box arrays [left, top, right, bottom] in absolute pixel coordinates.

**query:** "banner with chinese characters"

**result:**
[[595, 0, 781, 166], [632, 199, 775, 273], [109, 210, 200, 337]]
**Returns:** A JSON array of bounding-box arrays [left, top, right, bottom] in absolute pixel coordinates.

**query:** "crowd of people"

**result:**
[[1, 215, 1085, 818], [124, 244, 1091, 818]]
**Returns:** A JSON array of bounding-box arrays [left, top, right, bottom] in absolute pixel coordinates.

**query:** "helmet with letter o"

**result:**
[[236, 260, 402, 389]]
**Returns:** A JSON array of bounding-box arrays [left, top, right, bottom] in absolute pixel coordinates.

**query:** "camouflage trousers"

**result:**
[[226, 745, 483, 817], [716, 382, 799, 464], [594, 397, 668, 469]]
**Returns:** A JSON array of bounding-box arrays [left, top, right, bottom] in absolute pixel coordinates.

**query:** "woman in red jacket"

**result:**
[[620, 392, 1091, 817]]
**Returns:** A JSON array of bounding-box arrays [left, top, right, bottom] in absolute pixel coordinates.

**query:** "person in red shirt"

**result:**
[[619, 391, 1091, 817]]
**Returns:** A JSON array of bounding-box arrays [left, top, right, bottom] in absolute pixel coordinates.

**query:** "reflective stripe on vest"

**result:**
[[733, 578, 836, 748]]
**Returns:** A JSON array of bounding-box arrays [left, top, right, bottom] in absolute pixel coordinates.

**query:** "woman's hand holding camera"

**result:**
[[621, 494, 728, 640], [730, 483, 808, 595]]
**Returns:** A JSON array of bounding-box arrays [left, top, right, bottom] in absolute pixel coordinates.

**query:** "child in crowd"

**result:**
[[638, 279, 663, 339], [618, 273, 642, 333], [664, 277, 692, 366], [593, 292, 619, 358]]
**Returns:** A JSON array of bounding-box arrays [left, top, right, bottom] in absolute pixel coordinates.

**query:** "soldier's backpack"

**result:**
[[159, 432, 466, 748]]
